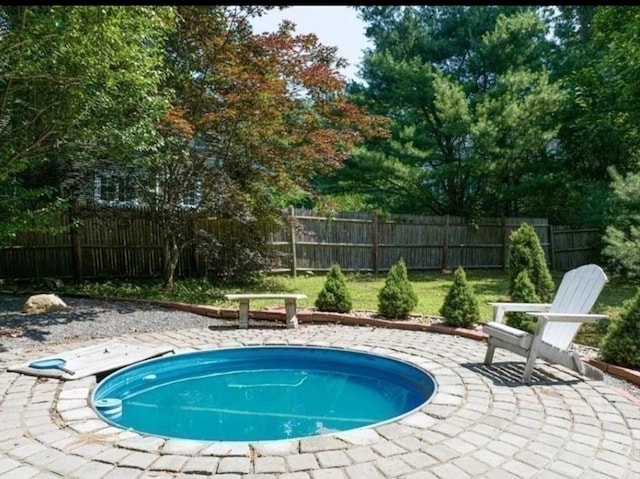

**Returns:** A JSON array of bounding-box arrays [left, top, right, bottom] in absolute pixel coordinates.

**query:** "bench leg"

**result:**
[[238, 300, 250, 329], [284, 299, 298, 328]]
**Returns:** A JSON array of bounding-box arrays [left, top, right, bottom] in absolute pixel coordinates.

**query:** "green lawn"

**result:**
[[44, 268, 638, 348]]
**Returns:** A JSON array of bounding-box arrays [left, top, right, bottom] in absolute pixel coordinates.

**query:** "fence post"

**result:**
[[289, 206, 297, 277], [501, 215, 508, 271], [548, 222, 555, 270], [441, 215, 449, 271], [69, 200, 83, 282], [371, 213, 378, 274]]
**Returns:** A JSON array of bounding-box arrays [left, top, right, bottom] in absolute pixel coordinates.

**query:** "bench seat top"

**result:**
[[225, 293, 307, 301]]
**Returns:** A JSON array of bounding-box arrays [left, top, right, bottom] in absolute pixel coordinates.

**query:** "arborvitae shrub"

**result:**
[[508, 223, 555, 302], [599, 289, 640, 369], [505, 270, 540, 334], [378, 258, 418, 319], [439, 266, 481, 328], [315, 263, 352, 313]]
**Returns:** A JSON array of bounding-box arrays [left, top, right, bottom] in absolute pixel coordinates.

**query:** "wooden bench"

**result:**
[[224, 293, 307, 329]]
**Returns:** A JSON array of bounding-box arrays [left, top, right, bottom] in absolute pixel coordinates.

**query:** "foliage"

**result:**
[[505, 270, 540, 333], [599, 288, 640, 369], [0, 6, 173, 243], [439, 266, 481, 328], [200, 219, 280, 286], [130, 6, 389, 289], [315, 264, 353, 313], [321, 6, 566, 219], [602, 167, 640, 279], [377, 258, 418, 319], [508, 223, 555, 301], [311, 6, 640, 229], [548, 6, 639, 226]]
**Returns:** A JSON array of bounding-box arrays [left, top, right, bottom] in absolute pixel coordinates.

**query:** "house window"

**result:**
[[93, 171, 202, 209], [180, 181, 202, 208], [94, 173, 138, 205]]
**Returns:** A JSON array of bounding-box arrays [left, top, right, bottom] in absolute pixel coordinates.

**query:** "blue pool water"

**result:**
[[92, 346, 437, 441]]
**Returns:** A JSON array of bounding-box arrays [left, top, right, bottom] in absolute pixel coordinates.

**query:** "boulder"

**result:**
[[22, 294, 69, 314]]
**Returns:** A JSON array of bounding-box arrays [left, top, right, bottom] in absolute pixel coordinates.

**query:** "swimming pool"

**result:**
[[92, 346, 437, 441]]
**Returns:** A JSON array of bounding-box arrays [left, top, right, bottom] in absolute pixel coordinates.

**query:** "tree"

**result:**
[[508, 222, 555, 302], [320, 6, 565, 219], [439, 266, 481, 328], [602, 167, 640, 279], [315, 264, 352, 313], [0, 6, 173, 242], [547, 6, 639, 226], [131, 6, 389, 289], [378, 258, 418, 319]]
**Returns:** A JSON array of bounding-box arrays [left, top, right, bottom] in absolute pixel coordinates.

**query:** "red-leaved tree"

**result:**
[[134, 6, 389, 288]]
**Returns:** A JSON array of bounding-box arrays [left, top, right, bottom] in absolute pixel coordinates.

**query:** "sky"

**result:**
[[249, 6, 371, 82]]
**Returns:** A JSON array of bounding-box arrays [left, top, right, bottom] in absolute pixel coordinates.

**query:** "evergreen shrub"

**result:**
[[377, 258, 418, 319], [508, 222, 555, 302], [599, 289, 640, 369], [439, 266, 481, 328], [505, 270, 540, 334], [315, 263, 352, 313]]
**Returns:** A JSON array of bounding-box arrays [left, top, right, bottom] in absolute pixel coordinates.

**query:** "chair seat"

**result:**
[[483, 322, 533, 349]]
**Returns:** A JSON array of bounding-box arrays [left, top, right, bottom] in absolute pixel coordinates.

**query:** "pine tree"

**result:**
[[439, 266, 481, 328], [315, 263, 352, 313], [378, 258, 418, 319], [602, 168, 640, 279], [508, 222, 555, 302]]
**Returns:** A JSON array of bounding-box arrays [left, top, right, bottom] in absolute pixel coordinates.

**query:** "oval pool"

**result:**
[[92, 346, 437, 441]]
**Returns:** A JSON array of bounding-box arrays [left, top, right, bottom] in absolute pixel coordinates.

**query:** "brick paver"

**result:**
[[0, 324, 638, 478]]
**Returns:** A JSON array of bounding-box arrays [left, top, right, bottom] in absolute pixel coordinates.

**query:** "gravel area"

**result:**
[[1, 293, 638, 402], [0, 293, 234, 353]]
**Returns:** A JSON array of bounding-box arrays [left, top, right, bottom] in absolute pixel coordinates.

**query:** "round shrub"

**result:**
[[505, 270, 540, 334], [439, 266, 480, 328], [599, 289, 640, 369], [508, 222, 555, 302], [315, 263, 352, 313], [378, 258, 418, 319]]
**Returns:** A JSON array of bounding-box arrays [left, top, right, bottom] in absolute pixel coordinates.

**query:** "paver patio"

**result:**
[[0, 324, 638, 478]]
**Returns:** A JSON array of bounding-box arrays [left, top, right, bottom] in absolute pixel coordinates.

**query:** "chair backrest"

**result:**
[[542, 264, 608, 350]]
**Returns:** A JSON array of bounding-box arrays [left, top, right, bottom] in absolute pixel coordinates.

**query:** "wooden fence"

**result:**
[[0, 206, 603, 280]]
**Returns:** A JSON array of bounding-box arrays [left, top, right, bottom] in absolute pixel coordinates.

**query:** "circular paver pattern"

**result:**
[[0, 324, 638, 479]]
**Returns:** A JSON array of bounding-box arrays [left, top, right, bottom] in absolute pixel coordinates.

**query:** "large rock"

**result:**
[[22, 294, 69, 314]]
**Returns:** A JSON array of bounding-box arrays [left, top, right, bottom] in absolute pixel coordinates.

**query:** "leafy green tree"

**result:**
[[547, 6, 638, 226], [378, 258, 418, 319], [505, 270, 539, 333], [0, 6, 173, 242], [602, 167, 640, 279], [439, 266, 481, 328], [508, 222, 555, 301], [315, 264, 352, 313], [599, 288, 640, 369]]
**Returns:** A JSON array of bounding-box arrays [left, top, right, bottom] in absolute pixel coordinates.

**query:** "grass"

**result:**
[[7, 269, 638, 348]]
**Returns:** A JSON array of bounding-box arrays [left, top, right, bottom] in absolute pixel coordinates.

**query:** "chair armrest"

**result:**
[[488, 302, 552, 323], [526, 312, 608, 324]]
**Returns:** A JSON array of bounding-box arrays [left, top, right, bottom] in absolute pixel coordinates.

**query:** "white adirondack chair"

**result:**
[[483, 264, 609, 383]]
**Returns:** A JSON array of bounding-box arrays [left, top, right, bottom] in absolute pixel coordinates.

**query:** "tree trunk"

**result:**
[[162, 235, 181, 291]]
